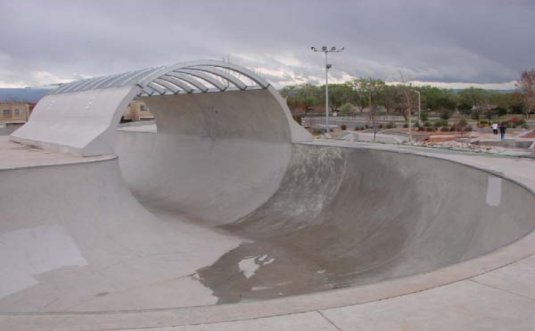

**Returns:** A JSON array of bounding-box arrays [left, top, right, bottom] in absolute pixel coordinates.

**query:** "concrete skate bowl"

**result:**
[[2, 61, 535, 322], [116, 138, 535, 304]]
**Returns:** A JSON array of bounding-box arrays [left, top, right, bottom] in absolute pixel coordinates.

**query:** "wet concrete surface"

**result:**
[[194, 144, 535, 303]]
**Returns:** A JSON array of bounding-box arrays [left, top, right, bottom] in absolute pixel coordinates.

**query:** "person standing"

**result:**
[[491, 122, 498, 135], [499, 123, 507, 140]]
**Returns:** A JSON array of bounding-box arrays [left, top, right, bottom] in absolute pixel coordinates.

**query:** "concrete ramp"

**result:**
[[2, 134, 533, 312], [199, 144, 535, 301], [115, 91, 294, 225], [114, 131, 535, 303], [0, 148, 242, 312], [1, 61, 535, 318]]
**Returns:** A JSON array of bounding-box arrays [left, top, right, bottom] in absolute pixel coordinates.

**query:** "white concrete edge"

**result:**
[[8, 135, 88, 157], [267, 86, 312, 143], [0, 153, 117, 171]]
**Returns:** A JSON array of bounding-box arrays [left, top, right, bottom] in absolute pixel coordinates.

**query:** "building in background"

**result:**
[[0, 88, 50, 124], [1, 88, 154, 124], [0, 103, 32, 123], [121, 100, 154, 122]]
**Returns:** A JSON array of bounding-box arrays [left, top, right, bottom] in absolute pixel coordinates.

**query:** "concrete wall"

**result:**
[[0, 158, 240, 312], [115, 89, 297, 225], [10, 86, 139, 156], [10, 85, 310, 156], [196, 144, 535, 301]]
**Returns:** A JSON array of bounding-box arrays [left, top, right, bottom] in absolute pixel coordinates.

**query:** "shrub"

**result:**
[[378, 124, 384, 129], [439, 110, 452, 122], [503, 121, 513, 128], [433, 120, 443, 128], [479, 120, 488, 127], [340, 124, 347, 130], [452, 119, 469, 132], [457, 119, 468, 127], [385, 122, 396, 129], [421, 112, 429, 122], [340, 103, 358, 116], [403, 123, 409, 128], [424, 121, 432, 127], [494, 107, 507, 117], [440, 126, 450, 132]]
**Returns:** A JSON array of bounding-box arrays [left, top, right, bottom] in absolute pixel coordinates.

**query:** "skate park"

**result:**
[[1, 61, 535, 330]]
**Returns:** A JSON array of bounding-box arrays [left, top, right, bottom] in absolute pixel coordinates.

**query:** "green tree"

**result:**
[[380, 84, 414, 120], [280, 84, 322, 113], [417, 86, 457, 112], [509, 92, 526, 115], [458, 87, 491, 120], [339, 102, 358, 116], [517, 69, 535, 119], [326, 83, 355, 113], [351, 78, 386, 110]]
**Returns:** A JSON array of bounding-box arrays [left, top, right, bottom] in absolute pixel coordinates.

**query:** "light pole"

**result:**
[[414, 90, 421, 123], [311, 46, 344, 135], [406, 89, 420, 144]]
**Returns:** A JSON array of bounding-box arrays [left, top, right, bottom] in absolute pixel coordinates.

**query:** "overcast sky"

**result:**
[[1, 0, 534, 89]]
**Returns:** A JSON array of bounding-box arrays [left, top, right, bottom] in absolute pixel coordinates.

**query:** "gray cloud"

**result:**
[[1, 0, 534, 88]]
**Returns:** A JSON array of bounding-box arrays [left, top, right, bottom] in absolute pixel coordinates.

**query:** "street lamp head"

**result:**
[[321, 46, 327, 51], [311, 46, 317, 51], [331, 46, 336, 51], [338, 46, 345, 52]]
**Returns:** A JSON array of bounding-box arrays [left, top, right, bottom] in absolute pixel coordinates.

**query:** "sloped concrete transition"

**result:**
[[116, 129, 535, 304], [1, 62, 534, 325]]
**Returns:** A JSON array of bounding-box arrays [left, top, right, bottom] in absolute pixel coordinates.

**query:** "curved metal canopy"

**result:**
[[53, 60, 270, 97]]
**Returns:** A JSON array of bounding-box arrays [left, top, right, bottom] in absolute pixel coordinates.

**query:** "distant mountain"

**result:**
[[0, 88, 51, 103], [450, 88, 518, 94]]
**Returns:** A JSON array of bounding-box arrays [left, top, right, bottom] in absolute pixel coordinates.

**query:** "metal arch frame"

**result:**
[[187, 66, 247, 90], [52, 60, 271, 96], [54, 78, 93, 94], [14, 59, 311, 157], [154, 76, 194, 94], [191, 60, 270, 88], [147, 82, 168, 95], [162, 72, 209, 93], [171, 69, 226, 91], [55, 74, 110, 94], [60, 75, 115, 94], [102, 67, 157, 89], [63, 77, 106, 93]]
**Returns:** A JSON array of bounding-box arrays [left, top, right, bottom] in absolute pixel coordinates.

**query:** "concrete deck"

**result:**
[[0, 136, 114, 170], [0, 137, 534, 330]]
